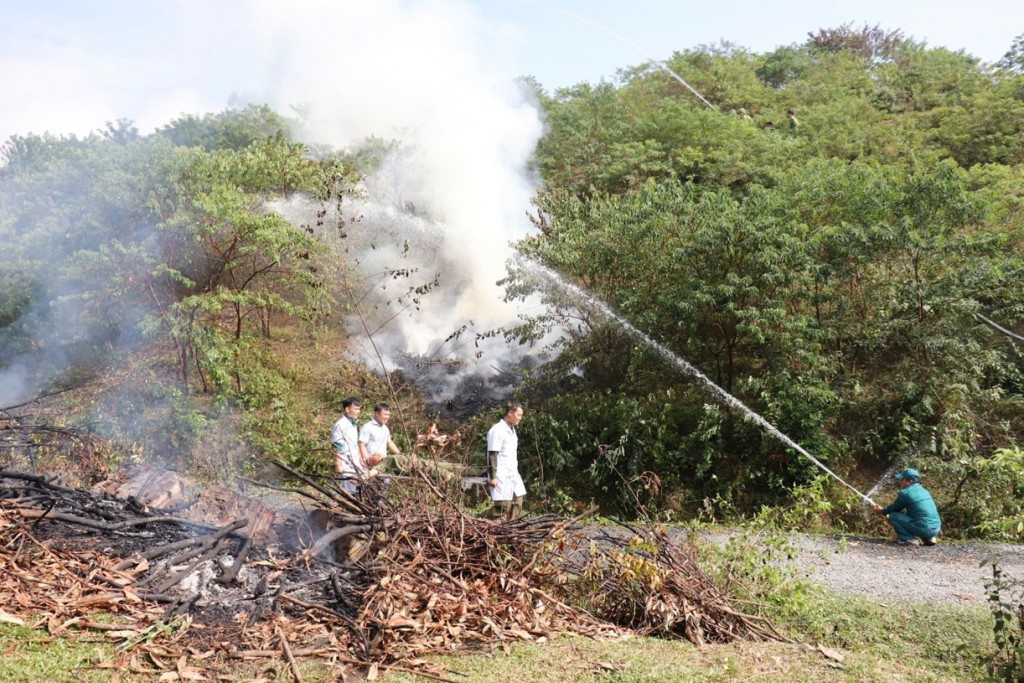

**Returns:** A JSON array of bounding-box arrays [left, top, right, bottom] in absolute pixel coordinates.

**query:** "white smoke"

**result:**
[[247, 1, 546, 371], [0, 0, 547, 408]]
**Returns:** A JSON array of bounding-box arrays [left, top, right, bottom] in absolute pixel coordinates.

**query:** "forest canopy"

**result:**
[[513, 26, 1024, 528]]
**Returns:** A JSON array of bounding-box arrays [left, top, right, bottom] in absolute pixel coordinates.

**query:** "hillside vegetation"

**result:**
[[1, 26, 1024, 542], [513, 26, 1024, 534]]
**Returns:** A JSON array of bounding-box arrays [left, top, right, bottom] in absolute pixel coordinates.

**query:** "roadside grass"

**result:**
[[381, 592, 993, 683], [0, 592, 993, 682]]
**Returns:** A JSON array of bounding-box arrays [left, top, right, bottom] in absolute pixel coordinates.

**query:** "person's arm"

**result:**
[[387, 439, 401, 455], [486, 426, 499, 487], [877, 491, 907, 516], [487, 451, 499, 488], [331, 421, 345, 476]]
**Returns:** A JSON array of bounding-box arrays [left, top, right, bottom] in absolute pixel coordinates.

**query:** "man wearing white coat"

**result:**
[[486, 403, 526, 520]]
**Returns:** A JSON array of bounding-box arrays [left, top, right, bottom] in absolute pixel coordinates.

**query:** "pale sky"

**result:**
[[487, 0, 1023, 90], [1, 0, 1021, 143]]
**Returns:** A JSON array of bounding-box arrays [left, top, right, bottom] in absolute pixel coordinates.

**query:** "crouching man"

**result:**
[[873, 468, 941, 546]]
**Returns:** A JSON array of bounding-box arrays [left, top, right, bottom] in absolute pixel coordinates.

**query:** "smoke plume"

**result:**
[[251, 1, 547, 399], [0, 1, 547, 409]]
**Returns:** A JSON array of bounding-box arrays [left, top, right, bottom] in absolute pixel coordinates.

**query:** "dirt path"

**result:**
[[785, 533, 1024, 605]]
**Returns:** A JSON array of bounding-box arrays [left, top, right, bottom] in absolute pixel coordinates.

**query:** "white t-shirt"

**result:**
[[359, 419, 391, 457], [331, 416, 362, 487]]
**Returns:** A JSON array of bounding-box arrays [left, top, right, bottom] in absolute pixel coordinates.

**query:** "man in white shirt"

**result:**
[[358, 402, 402, 471], [331, 396, 373, 494], [486, 403, 526, 520]]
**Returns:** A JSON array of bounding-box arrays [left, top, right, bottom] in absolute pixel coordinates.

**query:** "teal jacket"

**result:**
[[881, 482, 941, 531]]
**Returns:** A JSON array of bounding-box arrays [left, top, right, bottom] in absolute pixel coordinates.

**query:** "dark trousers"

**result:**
[[489, 495, 524, 521], [887, 512, 939, 542]]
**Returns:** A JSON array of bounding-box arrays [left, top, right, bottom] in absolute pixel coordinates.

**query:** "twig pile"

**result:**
[[567, 526, 788, 644], [0, 463, 788, 680], [0, 416, 109, 483], [361, 508, 617, 658]]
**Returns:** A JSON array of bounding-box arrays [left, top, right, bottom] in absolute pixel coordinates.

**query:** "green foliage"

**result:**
[[689, 502, 817, 626], [158, 104, 292, 151], [998, 34, 1024, 75], [985, 561, 1024, 682], [0, 105, 369, 485], [522, 44, 1024, 522], [969, 447, 1024, 539]]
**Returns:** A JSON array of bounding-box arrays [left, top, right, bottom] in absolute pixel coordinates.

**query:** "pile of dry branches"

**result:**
[[0, 463, 787, 680]]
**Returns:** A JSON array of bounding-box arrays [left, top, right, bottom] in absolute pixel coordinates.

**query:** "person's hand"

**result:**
[[873, 504, 883, 514], [488, 478, 499, 488]]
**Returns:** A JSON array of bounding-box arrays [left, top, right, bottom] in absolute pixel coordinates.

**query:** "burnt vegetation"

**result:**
[[0, 466, 784, 679]]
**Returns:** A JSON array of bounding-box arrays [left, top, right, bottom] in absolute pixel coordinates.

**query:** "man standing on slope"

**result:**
[[486, 403, 526, 521], [358, 402, 402, 472], [332, 397, 375, 495], [874, 468, 941, 546]]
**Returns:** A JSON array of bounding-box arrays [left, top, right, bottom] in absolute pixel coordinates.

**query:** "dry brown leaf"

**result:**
[[385, 615, 420, 629], [817, 644, 845, 663], [0, 609, 25, 626], [47, 615, 65, 635]]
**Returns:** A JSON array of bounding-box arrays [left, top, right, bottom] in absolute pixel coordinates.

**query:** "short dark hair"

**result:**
[[342, 396, 362, 409], [504, 403, 523, 417], [373, 402, 390, 413]]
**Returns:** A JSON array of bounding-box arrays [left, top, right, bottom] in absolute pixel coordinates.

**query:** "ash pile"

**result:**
[[0, 462, 786, 680]]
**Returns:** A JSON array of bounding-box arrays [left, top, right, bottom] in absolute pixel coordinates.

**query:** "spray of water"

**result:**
[[521, 257, 877, 506], [865, 461, 905, 502]]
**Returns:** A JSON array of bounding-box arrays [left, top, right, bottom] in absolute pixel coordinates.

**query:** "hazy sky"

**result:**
[[1, 0, 1021, 142], [487, 0, 1023, 89]]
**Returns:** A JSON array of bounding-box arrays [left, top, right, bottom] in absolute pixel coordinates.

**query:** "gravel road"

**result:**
[[784, 533, 1024, 605]]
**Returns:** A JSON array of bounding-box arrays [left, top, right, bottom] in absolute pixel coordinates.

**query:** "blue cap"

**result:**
[[894, 468, 920, 482]]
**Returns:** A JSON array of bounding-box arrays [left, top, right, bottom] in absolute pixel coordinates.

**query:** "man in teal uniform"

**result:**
[[873, 468, 941, 546]]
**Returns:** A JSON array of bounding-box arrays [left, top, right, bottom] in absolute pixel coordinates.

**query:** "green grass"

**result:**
[[0, 622, 115, 683], [379, 592, 993, 683], [0, 592, 995, 683]]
